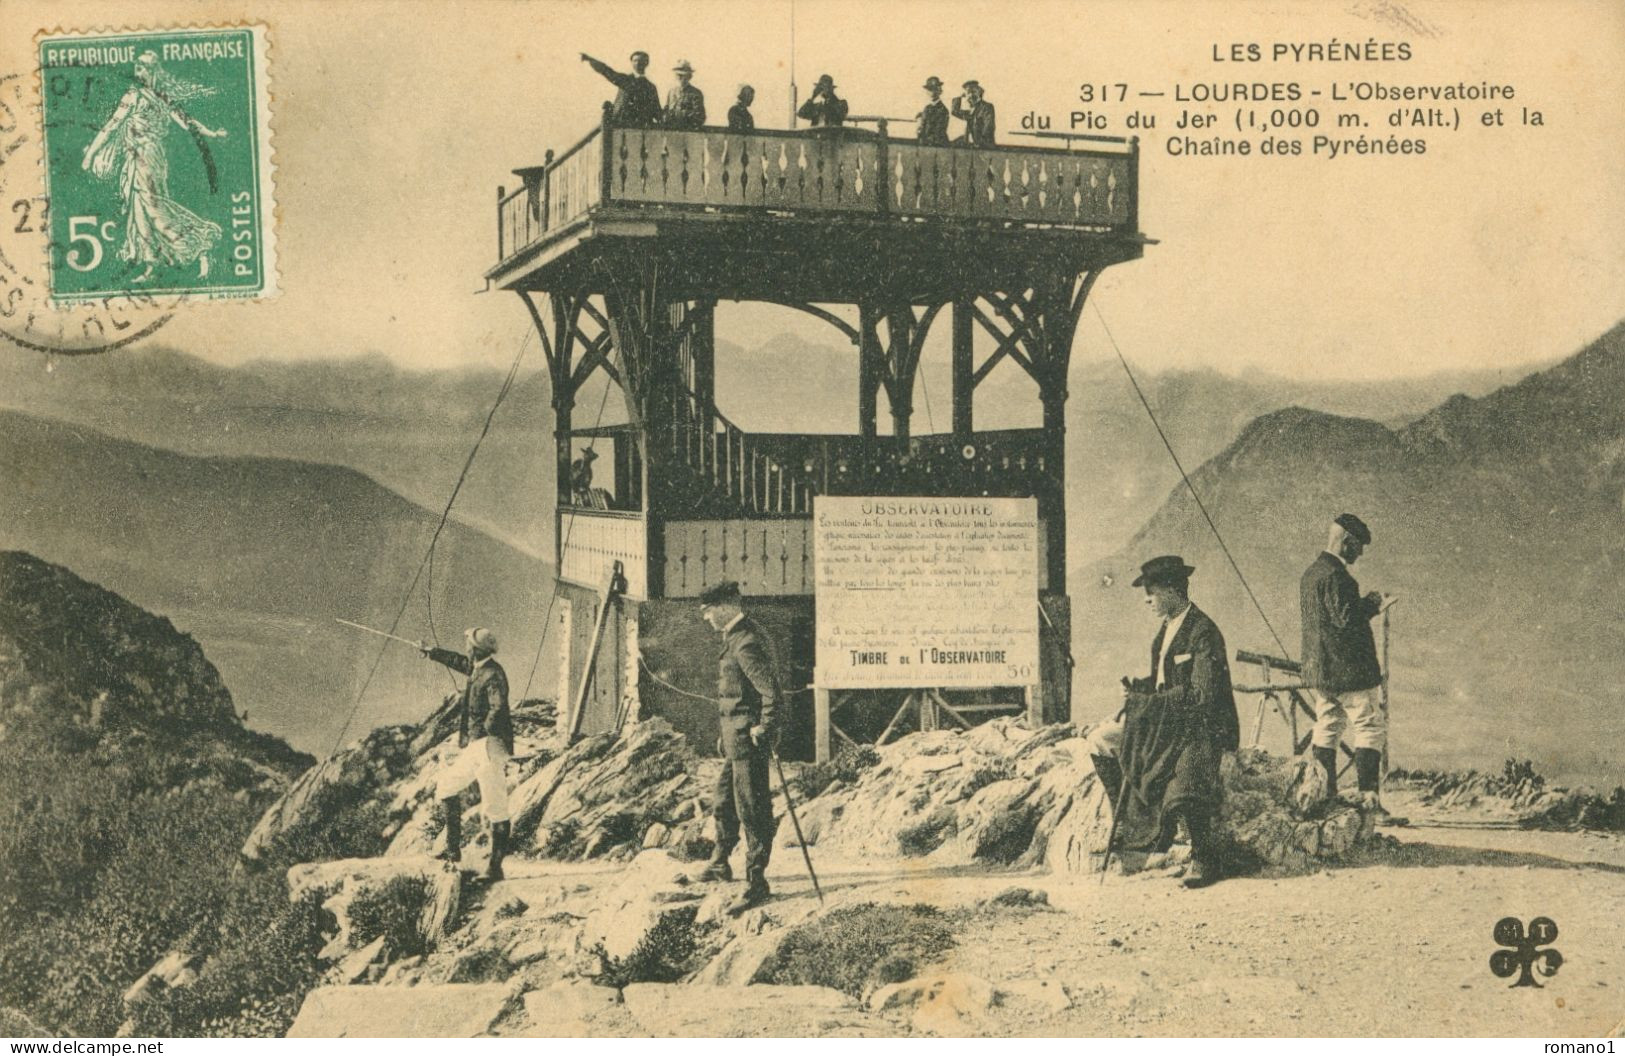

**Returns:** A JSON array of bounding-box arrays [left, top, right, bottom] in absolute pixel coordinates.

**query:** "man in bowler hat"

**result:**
[[1084, 556, 1239, 887], [693, 581, 782, 913], [1301, 514, 1399, 821], [917, 76, 950, 145]]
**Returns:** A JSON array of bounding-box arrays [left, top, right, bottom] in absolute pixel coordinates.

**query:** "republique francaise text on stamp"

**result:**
[[36, 24, 275, 304]]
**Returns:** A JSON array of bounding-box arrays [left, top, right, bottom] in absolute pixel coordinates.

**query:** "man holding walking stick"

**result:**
[[693, 581, 782, 914], [1085, 556, 1240, 888]]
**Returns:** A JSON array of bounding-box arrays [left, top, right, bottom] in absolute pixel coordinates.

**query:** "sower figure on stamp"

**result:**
[[80, 51, 227, 283], [692, 581, 782, 915], [421, 627, 516, 882], [580, 50, 662, 128], [664, 60, 706, 130], [1301, 513, 1403, 823], [1086, 556, 1240, 888]]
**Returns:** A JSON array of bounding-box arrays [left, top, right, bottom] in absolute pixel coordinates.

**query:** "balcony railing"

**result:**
[[751, 428, 1058, 503], [496, 109, 1138, 265]]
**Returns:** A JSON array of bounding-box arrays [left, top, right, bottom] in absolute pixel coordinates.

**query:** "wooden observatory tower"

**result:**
[[488, 104, 1145, 761]]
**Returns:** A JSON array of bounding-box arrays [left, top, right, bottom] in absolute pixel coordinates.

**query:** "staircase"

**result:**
[[663, 387, 816, 517]]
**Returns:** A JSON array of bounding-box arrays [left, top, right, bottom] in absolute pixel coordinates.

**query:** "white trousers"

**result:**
[[435, 737, 511, 821], [1308, 687, 1386, 752]]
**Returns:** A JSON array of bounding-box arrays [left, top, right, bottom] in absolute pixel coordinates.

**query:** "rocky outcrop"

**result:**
[[241, 724, 423, 864], [0, 550, 236, 730], [1392, 767, 1625, 833], [788, 721, 1100, 868], [788, 719, 1379, 874], [506, 719, 703, 861]]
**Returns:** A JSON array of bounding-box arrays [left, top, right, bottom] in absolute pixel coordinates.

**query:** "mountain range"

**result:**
[[0, 325, 1601, 775], [0, 409, 553, 754], [1, 335, 1539, 568], [1076, 321, 1625, 785]]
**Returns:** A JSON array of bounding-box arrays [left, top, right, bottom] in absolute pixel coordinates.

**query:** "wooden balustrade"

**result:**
[[496, 121, 1137, 266], [609, 128, 880, 214], [886, 142, 1131, 227]]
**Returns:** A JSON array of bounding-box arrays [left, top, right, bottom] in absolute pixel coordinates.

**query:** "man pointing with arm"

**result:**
[[421, 627, 516, 881]]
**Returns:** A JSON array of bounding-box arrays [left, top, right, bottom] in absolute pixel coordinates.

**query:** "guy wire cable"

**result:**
[[519, 367, 615, 702], [326, 326, 533, 757], [1092, 301, 1293, 661]]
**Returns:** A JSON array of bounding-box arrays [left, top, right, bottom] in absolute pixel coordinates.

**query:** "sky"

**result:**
[[2, 0, 1622, 381]]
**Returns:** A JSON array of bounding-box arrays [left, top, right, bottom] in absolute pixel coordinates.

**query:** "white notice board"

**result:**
[[813, 496, 1040, 689]]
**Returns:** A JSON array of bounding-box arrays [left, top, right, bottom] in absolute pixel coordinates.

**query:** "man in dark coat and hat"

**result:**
[[1301, 513, 1399, 821], [797, 74, 849, 129], [952, 79, 996, 146], [917, 76, 950, 145], [692, 581, 782, 914], [1088, 555, 1239, 888]]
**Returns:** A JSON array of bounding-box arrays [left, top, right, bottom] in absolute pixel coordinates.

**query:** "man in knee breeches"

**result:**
[[422, 626, 516, 881]]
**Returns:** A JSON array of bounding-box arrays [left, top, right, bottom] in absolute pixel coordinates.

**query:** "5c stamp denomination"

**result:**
[[36, 24, 276, 303]]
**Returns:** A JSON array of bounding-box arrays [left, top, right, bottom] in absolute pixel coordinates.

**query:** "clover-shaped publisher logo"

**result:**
[[1490, 916, 1562, 988]]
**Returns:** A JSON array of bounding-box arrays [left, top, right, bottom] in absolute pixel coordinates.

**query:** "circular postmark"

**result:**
[[0, 68, 174, 357]]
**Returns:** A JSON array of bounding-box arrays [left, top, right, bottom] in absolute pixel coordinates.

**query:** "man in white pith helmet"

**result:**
[[422, 626, 515, 881]]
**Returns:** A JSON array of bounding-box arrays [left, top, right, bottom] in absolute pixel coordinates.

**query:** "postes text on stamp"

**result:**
[[36, 24, 275, 303]]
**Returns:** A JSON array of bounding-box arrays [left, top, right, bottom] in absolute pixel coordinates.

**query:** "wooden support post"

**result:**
[[1253, 663, 1272, 747], [1380, 607, 1392, 782], [540, 148, 554, 235], [567, 560, 628, 742], [496, 185, 506, 261], [877, 692, 914, 745], [1025, 681, 1043, 727], [885, 307, 915, 444], [858, 305, 882, 439], [691, 300, 716, 411], [952, 299, 974, 437], [814, 688, 832, 764]]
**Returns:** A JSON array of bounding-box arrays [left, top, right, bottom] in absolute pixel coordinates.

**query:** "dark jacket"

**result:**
[[917, 99, 950, 145], [584, 57, 661, 128], [664, 83, 706, 130], [427, 648, 515, 755], [727, 102, 754, 132], [1300, 552, 1383, 693], [716, 616, 781, 759], [1134, 604, 1240, 753], [1116, 603, 1238, 850], [951, 97, 996, 146], [797, 92, 849, 128]]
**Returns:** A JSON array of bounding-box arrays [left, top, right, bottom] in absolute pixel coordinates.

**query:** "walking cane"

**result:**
[[1098, 767, 1132, 886], [772, 753, 825, 904]]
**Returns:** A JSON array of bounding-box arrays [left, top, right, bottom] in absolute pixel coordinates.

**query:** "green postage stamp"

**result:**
[[36, 25, 276, 303]]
